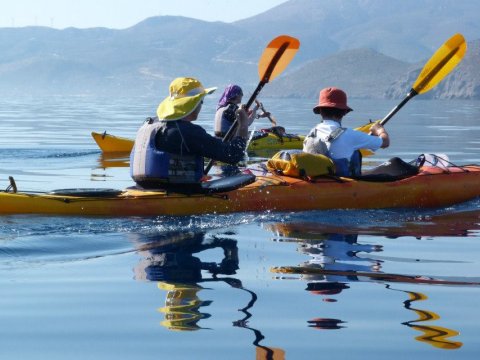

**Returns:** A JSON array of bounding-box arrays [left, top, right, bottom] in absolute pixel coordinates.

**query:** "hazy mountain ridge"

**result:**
[[385, 39, 480, 99], [234, 0, 480, 63], [262, 48, 411, 99], [264, 39, 480, 99], [0, 0, 479, 98]]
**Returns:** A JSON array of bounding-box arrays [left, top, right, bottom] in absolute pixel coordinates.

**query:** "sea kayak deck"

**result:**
[[1, 165, 479, 216]]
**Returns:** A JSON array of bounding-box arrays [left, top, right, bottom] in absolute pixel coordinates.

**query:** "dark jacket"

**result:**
[[156, 120, 246, 165]]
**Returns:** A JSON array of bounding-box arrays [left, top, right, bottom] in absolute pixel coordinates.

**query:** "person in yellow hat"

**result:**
[[303, 87, 389, 177], [130, 77, 250, 191]]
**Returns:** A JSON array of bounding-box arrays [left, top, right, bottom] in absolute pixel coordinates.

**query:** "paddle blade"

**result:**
[[355, 120, 381, 134], [360, 148, 375, 157], [412, 33, 467, 94], [258, 35, 300, 83], [355, 120, 381, 157]]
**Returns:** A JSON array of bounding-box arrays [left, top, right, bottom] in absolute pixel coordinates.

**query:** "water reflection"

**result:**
[[130, 229, 284, 359], [131, 231, 239, 330], [96, 152, 130, 169], [387, 285, 462, 350], [267, 210, 480, 350]]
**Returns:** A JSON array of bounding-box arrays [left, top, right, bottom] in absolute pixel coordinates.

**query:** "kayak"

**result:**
[[248, 130, 305, 150], [1, 164, 480, 217], [91, 132, 134, 153], [91, 130, 305, 153]]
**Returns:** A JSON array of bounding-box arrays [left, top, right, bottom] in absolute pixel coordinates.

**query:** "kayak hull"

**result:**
[[91, 132, 134, 153], [91, 131, 304, 153], [1, 166, 479, 216], [248, 132, 304, 150]]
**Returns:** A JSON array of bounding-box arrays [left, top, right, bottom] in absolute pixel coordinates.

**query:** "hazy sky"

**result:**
[[0, 0, 288, 29]]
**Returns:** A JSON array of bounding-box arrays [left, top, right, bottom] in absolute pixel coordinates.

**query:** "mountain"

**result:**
[[264, 39, 480, 99], [234, 0, 480, 63], [0, 0, 479, 98], [386, 39, 480, 99], [0, 17, 261, 96]]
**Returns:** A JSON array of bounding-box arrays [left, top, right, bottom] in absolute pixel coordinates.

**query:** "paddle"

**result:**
[[357, 33, 467, 154], [204, 35, 300, 174], [254, 99, 277, 126]]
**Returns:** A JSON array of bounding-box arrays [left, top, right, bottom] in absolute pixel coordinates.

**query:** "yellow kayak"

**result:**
[[1, 165, 479, 216], [91, 132, 134, 153], [91, 130, 305, 154]]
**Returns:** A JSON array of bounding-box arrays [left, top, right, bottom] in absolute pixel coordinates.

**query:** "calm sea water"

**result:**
[[1, 95, 480, 359]]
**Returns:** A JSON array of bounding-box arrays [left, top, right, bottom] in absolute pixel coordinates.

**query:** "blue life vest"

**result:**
[[332, 151, 362, 177], [130, 118, 204, 185]]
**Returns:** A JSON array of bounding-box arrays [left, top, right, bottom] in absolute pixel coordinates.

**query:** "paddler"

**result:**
[[214, 84, 269, 138], [130, 77, 251, 191], [303, 87, 390, 177]]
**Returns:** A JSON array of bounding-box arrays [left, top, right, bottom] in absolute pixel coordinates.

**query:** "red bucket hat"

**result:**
[[313, 87, 353, 114]]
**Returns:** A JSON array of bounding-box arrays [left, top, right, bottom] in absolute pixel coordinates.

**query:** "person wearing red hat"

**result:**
[[303, 87, 389, 177]]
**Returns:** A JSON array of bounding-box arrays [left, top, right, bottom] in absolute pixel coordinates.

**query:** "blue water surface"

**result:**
[[0, 96, 480, 359]]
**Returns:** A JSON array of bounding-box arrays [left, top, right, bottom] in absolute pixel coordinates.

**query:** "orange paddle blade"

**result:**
[[258, 35, 300, 83]]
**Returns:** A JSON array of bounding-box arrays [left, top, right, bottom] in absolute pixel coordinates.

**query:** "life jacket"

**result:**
[[303, 126, 362, 177], [130, 118, 204, 186], [214, 103, 237, 137]]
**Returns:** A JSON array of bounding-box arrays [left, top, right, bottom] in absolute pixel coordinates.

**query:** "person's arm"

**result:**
[[184, 123, 247, 164], [369, 123, 390, 148]]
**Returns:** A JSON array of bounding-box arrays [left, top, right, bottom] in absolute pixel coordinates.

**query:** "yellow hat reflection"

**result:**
[[158, 282, 211, 331]]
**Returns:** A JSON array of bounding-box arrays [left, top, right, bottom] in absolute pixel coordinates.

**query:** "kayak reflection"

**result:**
[[130, 229, 285, 358], [96, 152, 130, 169], [266, 210, 480, 349]]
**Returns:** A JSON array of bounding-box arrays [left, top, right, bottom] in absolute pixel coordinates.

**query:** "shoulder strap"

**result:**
[[325, 127, 346, 142]]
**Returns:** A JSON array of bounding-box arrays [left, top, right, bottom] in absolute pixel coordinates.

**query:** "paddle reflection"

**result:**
[[130, 229, 284, 358], [267, 210, 480, 349], [387, 285, 462, 350]]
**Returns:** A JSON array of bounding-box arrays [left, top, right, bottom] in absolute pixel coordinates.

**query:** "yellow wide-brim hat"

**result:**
[[157, 77, 216, 121]]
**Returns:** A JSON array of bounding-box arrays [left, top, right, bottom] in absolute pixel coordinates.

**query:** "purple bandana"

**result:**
[[217, 84, 243, 110]]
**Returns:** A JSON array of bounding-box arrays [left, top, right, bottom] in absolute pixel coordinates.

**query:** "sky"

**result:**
[[0, 0, 288, 29]]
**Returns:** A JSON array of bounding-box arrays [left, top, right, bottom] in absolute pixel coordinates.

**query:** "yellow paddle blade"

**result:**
[[258, 35, 300, 83], [355, 119, 381, 134], [413, 33, 467, 94], [360, 148, 374, 157], [354, 120, 380, 156]]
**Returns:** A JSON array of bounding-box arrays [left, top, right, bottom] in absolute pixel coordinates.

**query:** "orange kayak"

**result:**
[[1, 165, 479, 216]]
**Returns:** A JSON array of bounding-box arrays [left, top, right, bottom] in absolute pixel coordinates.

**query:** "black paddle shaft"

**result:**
[[380, 89, 417, 126]]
